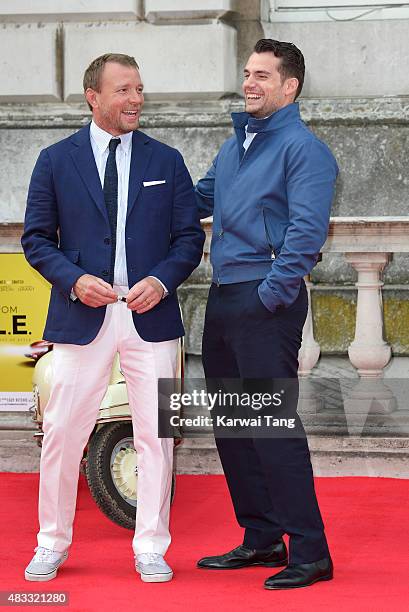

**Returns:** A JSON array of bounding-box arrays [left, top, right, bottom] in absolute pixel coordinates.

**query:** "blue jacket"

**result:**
[[195, 103, 338, 312], [22, 124, 205, 344]]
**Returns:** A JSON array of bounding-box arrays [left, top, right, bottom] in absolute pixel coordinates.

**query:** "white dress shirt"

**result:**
[[80, 121, 166, 297], [243, 126, 257, 151], [90, 120, 131, 287], [243, 113, 275, 152]]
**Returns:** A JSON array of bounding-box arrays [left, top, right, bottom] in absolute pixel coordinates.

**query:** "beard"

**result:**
[[99, 106, 139, 134]]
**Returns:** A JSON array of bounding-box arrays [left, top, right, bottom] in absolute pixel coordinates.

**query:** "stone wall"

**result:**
[[0, 0, 408, 358]]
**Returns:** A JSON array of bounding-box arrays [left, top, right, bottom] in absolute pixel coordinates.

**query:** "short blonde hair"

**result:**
[[83, 53, 139, 110]]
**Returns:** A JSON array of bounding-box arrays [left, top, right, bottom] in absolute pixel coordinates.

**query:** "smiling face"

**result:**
[[85, 61, 144, 135], [243, 52, 298, 118]]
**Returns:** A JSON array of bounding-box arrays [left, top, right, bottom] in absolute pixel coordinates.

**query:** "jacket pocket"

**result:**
[[142, 184, 171, 198], [262, 208, 276, 260]]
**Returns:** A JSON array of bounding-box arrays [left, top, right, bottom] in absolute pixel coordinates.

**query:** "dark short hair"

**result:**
[[83, 53, 139, 110], [253, 39, 305, 100]]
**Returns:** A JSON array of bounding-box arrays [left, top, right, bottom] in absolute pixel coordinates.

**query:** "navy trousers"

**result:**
[[202, 279, 330, 564]]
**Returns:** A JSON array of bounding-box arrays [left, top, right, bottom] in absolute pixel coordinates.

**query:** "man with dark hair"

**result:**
[[253, 39, 305, 98], [195, 40, 338, 590], [22, 53, 204, 583]]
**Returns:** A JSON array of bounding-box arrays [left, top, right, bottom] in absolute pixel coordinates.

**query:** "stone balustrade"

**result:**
[[1, 216, 408, 379], [202, 216, 409, 379], [1, 218, 408, 471]]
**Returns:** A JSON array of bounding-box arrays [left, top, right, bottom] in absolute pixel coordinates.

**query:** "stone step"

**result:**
[[0, 429, 41, 472], [1, 426, 408, 478], [174, 436, 409, 478]]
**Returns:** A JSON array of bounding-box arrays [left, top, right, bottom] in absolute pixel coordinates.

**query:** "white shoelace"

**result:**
[[34, 547, 62, 563], [137, 553, 166, 566]]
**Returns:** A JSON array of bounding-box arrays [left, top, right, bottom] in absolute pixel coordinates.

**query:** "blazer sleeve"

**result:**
[[258, 138, 338, 312], [147, 150, 205, 293], [21, 149, 87, 297]]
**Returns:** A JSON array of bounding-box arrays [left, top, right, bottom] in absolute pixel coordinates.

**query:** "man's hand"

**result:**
[[73, 274, 118, 307], [127, 277, 164, 313]]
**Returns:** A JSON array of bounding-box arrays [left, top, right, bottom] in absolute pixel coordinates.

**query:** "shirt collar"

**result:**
[[90, 120, 133, 154]]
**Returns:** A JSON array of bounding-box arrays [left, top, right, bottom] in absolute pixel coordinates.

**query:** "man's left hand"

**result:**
[[126, 277, 164, 313]]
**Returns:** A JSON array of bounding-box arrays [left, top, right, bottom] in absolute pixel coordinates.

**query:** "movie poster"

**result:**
[[0, 254, 50, 411]]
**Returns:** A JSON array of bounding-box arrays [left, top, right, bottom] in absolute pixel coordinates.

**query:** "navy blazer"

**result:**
[[22, 124, 205, 344]]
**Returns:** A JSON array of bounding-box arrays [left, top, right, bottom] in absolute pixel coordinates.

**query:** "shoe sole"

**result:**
[[264, 573, 333, 590], [197, 558, 288, 570], [24, 552, 68, 582], [135, 567, 173, 583]]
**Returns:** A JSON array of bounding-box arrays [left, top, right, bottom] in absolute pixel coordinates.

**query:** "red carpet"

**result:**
[[1, 474, 408, 611]]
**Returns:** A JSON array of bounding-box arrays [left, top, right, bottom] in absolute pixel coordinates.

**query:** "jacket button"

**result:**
[[219, 230, 224, 238], [102, 270, 109, 276], [104, 238, 110, 245]]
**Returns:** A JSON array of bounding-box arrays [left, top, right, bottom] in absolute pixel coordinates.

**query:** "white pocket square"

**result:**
[[143, 180, 166, 187]]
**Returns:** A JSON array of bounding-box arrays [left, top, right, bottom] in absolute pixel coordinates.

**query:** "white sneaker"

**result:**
[[135, 553, 173, 583], [25, 547, 68, 582]]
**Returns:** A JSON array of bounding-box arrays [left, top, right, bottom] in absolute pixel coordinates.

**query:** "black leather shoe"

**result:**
[[197, 540, 288, 570], [264, 557, 333, 590]]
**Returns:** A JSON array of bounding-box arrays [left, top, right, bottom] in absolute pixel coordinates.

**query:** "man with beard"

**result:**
[[195, 39, 338, 590], [22, 53, 204, 583]]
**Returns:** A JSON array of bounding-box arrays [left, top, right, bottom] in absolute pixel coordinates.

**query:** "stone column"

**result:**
[[346, 252, 392, 377], [344, 252, 395, 428], [298, 275, 323, 413], [298, 274, 320, 376]]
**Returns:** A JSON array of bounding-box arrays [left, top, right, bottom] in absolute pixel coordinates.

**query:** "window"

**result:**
[[267, 0, 409, 21]]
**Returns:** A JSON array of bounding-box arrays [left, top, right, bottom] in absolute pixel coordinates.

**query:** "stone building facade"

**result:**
[[1, 1, 408, 474], [1, 0, 408, 362]]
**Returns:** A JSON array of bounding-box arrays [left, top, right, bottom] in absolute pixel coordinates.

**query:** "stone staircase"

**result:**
[[1, 410, 408, 478], [2, 355, 408, 477]]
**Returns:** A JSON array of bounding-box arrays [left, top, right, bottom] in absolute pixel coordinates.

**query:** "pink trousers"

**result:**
[[37, 287, 177, 556]]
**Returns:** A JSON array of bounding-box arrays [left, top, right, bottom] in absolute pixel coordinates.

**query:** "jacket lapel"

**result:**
[[127, 130, 152, 219], [69, 124, 107, 222]]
